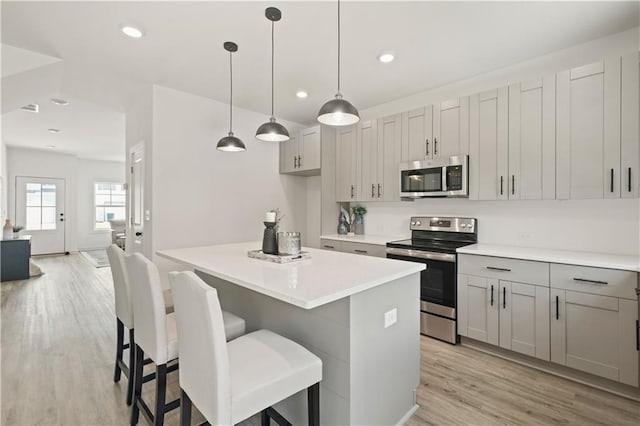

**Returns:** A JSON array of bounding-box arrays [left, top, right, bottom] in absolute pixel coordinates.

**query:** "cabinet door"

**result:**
[[469, 88, 509, 200], [336, 125, 357, 201], [300, 126, 321, 171], [401, 106, 433, 161], [621, 52, 640, 198], [280, 134, 298, 174], [378, 114, 402, 201], [551, 289, 638, 386], [556, 58, 621, 199], [360, 120, 379, 201], [508, 77, 556, 200], [499, 281, 550, 361], [433, 97, 469, 159], [457, 274, 499, 345]]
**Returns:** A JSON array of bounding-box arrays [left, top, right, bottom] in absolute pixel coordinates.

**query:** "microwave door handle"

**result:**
[[441, 167, 447, 191]]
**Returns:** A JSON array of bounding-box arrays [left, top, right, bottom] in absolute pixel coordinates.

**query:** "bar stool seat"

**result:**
[[228, 329, 322, 424]]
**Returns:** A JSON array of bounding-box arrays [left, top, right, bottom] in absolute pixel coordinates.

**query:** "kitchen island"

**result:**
[[157, 241, 424, 426]]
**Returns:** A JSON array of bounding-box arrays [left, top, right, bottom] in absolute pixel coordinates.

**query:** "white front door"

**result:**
[[16, 177, 65, 255], [129, 143, 144, 254]]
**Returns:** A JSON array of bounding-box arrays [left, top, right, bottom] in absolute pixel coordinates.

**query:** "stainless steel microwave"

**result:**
[[399, 155, 469, 198]]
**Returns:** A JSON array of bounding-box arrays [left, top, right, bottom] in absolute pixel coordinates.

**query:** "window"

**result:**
[[95, 183, 126, 230], [26, 183, 57, 230]]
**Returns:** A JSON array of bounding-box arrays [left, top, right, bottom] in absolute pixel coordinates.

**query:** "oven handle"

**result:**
[[386, 247, 456, 262]]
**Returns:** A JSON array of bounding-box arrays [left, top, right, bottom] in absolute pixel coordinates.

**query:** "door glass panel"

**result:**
[[25, 183, 56, 230], [26, 207, 42, 230], [41, 184, 56, 206], [26, 183, 41, 206], [41, 207, 56, 230]]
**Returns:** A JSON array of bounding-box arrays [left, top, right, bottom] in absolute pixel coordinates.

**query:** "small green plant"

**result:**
[[351, 205, 367, 217], [12, 225, 24, 233]]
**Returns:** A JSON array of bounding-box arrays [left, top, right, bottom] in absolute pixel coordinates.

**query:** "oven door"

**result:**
[[386, 248, 457, 318]]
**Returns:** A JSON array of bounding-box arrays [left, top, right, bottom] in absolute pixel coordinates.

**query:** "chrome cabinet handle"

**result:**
[[610, 168, 614, 193], [573, 278, 608, 285], [425, 139, 429, 156], [351, 185, 355, 198], [500, 176, 504, 195], [503, 287, 506, 309], [294, 156, 297, 168], [377, 184, 382, 198], [511, 175, 515, 195], [490, 285, 494, 306], [434, 138, 438, 155], [628, 167, 632, 192], [323, 244, 335, 249], [354, 249, 368, 254], [556, 295, 559, 320], [371, 184, 375, 198], [298, 155, 302, 168], [486, 266, 511, 272]]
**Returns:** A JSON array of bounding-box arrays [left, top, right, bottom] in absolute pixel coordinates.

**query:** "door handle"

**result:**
[[490, 285, 494, 306], [350, 185, 355, 198], [59, 213, 64, 216], [610, 168, 614, 193], [59, 218, 64, 222], [377, 184, 382, 198], [556, 295, 559, 320], [503, 287, 506, 309], [511, 175, 515, 195], [135, 232, 143, 237], [628, 167, 632, 192], [500, 176, 504, 195], [298, 155, 302, 168], [425, 139, 429, 156], [636, 320, 639, 351], [294, 156, 297, 168], [371, 184, 375, 198], [434, 138, 438, 155]]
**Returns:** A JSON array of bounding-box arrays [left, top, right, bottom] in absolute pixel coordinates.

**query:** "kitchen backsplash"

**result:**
[[361, 198, 639, 255]]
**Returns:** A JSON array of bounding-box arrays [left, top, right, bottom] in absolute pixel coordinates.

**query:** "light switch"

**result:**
[[384, 308, 397, 328]]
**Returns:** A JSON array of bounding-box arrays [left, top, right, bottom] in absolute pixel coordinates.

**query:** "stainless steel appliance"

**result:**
[[399, 155, 468, 198], [386, 216, 477, 344]]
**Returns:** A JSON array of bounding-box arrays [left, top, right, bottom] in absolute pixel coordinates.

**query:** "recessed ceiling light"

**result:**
[[45, 145, 56, 149], [51, 98, 69, 106], [121, 25, 144, 39], [377, 53, 395, 63], [48, 128, 61, 134], [296, 90, 308, 99]]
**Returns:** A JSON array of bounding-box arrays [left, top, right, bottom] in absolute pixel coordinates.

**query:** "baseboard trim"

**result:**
[[396, 403, 419, 426], [460, 337, 640, 402]]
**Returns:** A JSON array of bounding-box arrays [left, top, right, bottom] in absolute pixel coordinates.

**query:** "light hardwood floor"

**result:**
[[2, 253, 639, 425]]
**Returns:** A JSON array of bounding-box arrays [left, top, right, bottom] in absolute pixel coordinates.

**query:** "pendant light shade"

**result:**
[[217, 41, 246, 152], [317, 0, 359, 127], [256, 7, 290, 142]]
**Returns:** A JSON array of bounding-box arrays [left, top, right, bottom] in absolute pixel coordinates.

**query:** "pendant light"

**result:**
[[217, 41, 246, 152], [317, 0, 360, 127], [256, 7, 290, 142]]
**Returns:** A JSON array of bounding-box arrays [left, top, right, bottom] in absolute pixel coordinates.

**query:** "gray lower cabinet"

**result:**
[[319, 239, 341, 251], [319, 239, 386, 258], [1, 236, 32, 282]]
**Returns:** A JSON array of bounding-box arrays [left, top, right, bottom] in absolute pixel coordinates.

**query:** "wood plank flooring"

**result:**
[[2, 253, 639, 425]]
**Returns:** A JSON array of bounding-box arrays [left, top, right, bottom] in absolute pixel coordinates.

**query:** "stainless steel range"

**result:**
[[386, 216, 477, 344]]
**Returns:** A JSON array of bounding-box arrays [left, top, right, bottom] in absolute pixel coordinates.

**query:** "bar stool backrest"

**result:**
[[106, 244, 133, 329]]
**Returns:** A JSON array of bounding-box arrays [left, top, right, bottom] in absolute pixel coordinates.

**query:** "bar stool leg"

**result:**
[[154, 364, 167, 426], [114, 319, 124, 383], [131, 344, 144, 426], [180, 389, 192, 426], [307, 383, 320, 426], [126, 329, 135, 405]]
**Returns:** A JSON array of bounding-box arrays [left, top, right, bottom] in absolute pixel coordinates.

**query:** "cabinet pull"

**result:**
[[294, 156, 298, 168], [354, 249, 368, 254], [425, 139, 429, 156], [434, 138, 438, 155], [351, 185, 355, 198], [511, 175, 515, 195], [298, 155, 302, 168], [636, 320, 639, 351], [556, 295, 559, 320], [371, 184, 375, 198], [323, 245, 335, 249], [500, 176, 504, 195], [377, 183, 382, 198], [503, 287, 506, 309], [486, 266, 511, 272], [573, 277, 608, 285], [490, 285, 494, 306], [610, 168, 614, 193], [628, 167, 632, 192]]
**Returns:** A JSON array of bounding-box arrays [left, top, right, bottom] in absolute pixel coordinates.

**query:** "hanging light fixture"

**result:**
[[217, 41, 246, 152], [317, 0, 359, 127], [256, 7, 290, 142]]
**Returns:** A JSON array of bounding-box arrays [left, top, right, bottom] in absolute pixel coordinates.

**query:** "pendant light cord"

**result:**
[[337, 0, 341, 94], [271, 20, 275, 118], [229, 50, 233, 133]]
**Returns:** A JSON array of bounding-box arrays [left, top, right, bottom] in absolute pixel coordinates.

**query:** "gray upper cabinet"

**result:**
[[279, 125, 321, 175], [336, 125, 358, 202], [433, 97, 470, 159], [377, 114, 402, 201], [556, 58, 621, 199], [359, 119, 380, 202], [401, 106, 433, 162], [508, 77, 556, 200], [469, 87, 509, 200], [621, 52, 640, 198]]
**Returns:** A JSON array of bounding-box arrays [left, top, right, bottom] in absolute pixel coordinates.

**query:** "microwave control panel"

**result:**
[[446, 165, 463, 190]]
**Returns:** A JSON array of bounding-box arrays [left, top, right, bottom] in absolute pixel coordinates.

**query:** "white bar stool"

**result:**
[[169, 271, 322, 426], [127, 254, 246, 426]]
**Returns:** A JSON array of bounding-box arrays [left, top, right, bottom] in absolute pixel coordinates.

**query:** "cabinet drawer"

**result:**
[[550, 264, 638, 300], [320, 239, 341, 251], [340, 241, 387, 258], [458, 254, 549, 286]]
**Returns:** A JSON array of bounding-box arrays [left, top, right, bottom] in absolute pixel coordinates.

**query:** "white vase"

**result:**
[[3, 219, 12, 240]]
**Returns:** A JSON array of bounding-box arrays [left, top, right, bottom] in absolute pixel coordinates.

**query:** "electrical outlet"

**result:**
[[384, 308, 397, 328]]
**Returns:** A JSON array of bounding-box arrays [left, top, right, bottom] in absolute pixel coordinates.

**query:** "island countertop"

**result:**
[[157, 241, 425, 309]]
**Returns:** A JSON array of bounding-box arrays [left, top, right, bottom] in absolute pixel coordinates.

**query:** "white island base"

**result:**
[[196, 271, 419, 426]]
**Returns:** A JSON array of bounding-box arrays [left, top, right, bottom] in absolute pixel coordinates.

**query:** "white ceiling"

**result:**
[[1, 1, 638, 160]]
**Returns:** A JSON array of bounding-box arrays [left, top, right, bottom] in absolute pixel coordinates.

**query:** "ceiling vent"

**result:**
[[21, 104, 39, 113]]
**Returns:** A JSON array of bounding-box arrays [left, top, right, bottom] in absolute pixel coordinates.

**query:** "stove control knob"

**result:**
[[416, 221, 422, 227], [411, 221, 416, 226], [460, 224, 467, 228]]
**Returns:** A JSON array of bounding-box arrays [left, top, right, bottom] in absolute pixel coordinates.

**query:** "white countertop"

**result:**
[[157, 241, 424, 309], [320, 234, 406, 246], [457, 244, 640, 272]]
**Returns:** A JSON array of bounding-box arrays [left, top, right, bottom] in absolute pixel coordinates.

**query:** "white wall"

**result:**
[[336, 27, 640, 256], [76, 159, 125, 250], [148, 85, 307, 281], [6, 147, 124, 252], [1, 139, 8, 220]]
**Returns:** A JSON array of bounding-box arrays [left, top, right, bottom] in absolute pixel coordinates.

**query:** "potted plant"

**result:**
[[351, 205, 367, 235], [12, 225, 24, 239]]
